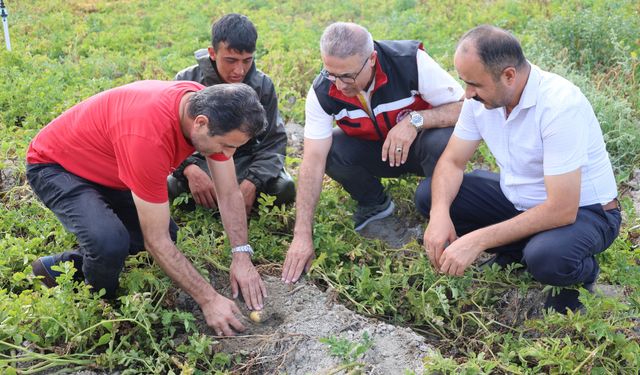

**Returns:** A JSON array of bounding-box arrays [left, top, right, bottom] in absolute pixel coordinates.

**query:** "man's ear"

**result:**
[[502, 66, 517, 85], [208, 46, 217, 61], [193, 115, 210, 130], [369, 50, 377, 67]]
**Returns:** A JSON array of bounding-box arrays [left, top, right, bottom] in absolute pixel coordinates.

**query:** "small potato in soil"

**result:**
[[249, 310, 264, 323]]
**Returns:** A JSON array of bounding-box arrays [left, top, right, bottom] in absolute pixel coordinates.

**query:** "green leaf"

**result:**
[[97, 333, 112, 346], [100, 321, 113, 331]]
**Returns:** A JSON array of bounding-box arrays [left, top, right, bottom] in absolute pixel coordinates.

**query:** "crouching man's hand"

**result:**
[[201, 293, 246, 336]]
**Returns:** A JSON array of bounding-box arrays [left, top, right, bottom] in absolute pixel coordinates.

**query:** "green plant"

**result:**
[[320, 331, 373, 364]]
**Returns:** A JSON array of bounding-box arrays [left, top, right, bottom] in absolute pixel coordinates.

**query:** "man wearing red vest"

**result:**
[[282, 22, 464, 283], [27, 81, 266, 336]]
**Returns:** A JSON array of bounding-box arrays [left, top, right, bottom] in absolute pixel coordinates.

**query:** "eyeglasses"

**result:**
[[320, 57, 369, 84]]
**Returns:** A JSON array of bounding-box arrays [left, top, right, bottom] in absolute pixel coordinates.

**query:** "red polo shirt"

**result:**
[[27, 80, 227, 203]]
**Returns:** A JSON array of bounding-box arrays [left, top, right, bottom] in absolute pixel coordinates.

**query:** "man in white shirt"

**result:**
[[281, 22, 464, 284], [419, 25, 621, 313]]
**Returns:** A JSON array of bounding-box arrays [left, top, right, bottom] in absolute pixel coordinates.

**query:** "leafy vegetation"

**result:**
[[1, 0, 639, 373]]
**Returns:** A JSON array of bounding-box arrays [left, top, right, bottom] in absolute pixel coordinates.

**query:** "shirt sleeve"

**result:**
[[417, 50, 465, 106], [541, 91, 590, 176], [303, 87, 334, 139], [453, 99, 482, 141], [114, 134, 172, 203]]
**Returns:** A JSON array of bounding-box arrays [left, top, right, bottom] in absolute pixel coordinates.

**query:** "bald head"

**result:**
[[320, 22, 374, 60], [456, 25, 527, 81]]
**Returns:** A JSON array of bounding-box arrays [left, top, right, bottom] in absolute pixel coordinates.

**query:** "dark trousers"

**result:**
[[168, 153, 296, 207], [27, 163, 178, 296], [415, 170, 621, 286], [325, 126, 454, 206]]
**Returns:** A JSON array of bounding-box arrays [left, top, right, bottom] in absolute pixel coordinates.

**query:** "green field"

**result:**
[[1, 0, 639, 373]]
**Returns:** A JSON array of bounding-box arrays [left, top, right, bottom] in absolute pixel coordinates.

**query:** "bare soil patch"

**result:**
[[174, 273, 434, 374]]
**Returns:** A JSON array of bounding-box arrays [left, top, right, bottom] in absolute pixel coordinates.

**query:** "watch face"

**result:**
[[411, 113, 423, 127]]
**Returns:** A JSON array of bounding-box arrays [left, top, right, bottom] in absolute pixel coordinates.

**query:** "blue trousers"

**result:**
[[415, 170, 621, 286], [325, 126, 454, 206], [27, 163, 178, 296]]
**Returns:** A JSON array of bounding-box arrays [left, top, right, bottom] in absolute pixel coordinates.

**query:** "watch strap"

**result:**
[[231, 244, 254, 257]]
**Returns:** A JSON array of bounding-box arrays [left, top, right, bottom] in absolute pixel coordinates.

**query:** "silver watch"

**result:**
[[231, 244, 254, 257], [409, 111, 424, 130]]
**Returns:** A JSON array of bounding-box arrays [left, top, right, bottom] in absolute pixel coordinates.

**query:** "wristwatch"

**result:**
[[231, 244, 254, 257], [409, 111, 424, 130]]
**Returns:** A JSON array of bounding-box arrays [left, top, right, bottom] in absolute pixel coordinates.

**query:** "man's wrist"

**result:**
[[429, 205, 450, 218], [231, 244, 254, 257], [195, 285, 220, 307], [409, 110, 425, 131]]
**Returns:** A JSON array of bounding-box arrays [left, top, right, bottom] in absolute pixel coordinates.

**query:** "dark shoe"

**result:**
[[544, 288, 583, 313], [583, 268, 600, 293], [544, 270, 599, 314], [353, 195, 395, 231], [32, 255, 62, 288], [167, 175, 196, 211]]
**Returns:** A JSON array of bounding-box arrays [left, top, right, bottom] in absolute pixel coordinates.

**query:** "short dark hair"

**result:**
[[188, 83, 266, 138], [211, 13, 257, 53], [459, 25, 527, 81]]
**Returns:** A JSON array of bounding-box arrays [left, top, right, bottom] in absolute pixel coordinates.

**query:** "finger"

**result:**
[[304, 255, 314, 273], [394, 144, 403, 167], [439, 254, 452, 275], [451, 263, 462, 277], [284, 257, 300, 283], [201, 189, 216, 209], [248, 282, 259, 311], [230, 276, 239, 299], [381, 138, 391, 162], [213, 326, 224, 336], [220, 322, 236, 337], [259, 278, 268, 300], [228, 315, 246, 333], [389, 144, 398, 167], [434, 246, 443, 268], [281, 259, 289, 282], [230, 300, 242, 316], [240, 284, 252, 310], [282, 254, 293, 282], [253, 282, 263, 310], [192, 192, 203, 206], [291, 258, 305, 283], [400, 143, 409, 165]]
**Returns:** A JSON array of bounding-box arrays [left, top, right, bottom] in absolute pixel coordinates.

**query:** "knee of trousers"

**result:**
[[522, 242, 585, 286], [324, 129, 363, 174], [267, 173, 296, 205], [422, 127, 454, 154], [167, 175, 188, 202], [82, 224, 131, 270], [416, 127, 454, 177], [415, 177, 434, 217], [324, 152, 350, 181]]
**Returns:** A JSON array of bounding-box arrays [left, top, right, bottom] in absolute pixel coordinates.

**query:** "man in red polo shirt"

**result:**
[[27, 81, 266, 336]]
